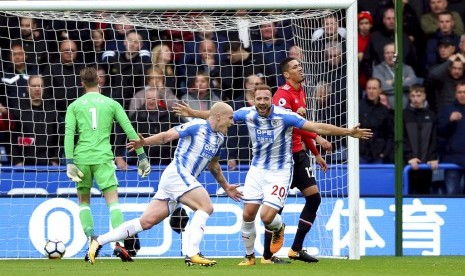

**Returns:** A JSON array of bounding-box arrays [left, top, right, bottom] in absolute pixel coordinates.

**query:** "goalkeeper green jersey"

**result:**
[[64, 92, 143, 164]]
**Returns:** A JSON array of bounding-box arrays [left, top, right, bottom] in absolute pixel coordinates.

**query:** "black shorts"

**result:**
[[290, 150, 317, 190]]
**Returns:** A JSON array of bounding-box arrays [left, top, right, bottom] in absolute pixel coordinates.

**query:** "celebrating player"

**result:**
[[173, 85, 372, 266], [64, 67, 151, 262], [88, 102, 243, 266], [261, 57, 332, 263]]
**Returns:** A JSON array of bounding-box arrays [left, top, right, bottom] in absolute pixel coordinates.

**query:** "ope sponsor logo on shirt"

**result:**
[[255, 129, 274, 142], [200, 144, 217, 159]]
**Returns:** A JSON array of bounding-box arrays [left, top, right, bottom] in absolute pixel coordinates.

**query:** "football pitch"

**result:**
[[1, 256, 465, 276]]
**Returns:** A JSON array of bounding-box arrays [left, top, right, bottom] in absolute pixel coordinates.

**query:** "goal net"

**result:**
[[0, 0, 359, 259]]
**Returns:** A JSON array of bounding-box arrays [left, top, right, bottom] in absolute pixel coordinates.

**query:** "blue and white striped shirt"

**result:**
[[234, 105, 305, 170], [173, 119, 225, 178]]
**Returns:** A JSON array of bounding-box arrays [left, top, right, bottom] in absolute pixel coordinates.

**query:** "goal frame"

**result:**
[[1, 0, 359, 260]]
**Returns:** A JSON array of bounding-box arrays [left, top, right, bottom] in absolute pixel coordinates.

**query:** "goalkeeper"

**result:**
[[64, 67, 151, 262]]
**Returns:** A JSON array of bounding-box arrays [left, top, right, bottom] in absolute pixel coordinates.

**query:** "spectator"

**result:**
[[437, 81, 465, 194], [420, 0, 464, 36], [361, 7, 416, 79], [288, 45, 303, 61], [431, 37, 459, 70], [460, 34, 465, 56], [359, 78, 394, 164], [97, 67, 123, 106], [185, 39, 221, 93], [43, 39, 84, 118], [319, 41, 347, 121], [0, 102, 13, 165], [425, 11, 460, 69], [311, 12, 346, 45], [252, 22, 292, 86], [84, 28, 106, 65], [311, 13, 346, 66], [226, 74, 264, 170], [115, 88, 184, 168], [15, 17, 48, 69], [312, 81, 347, 163], [220, 41, 272, 101], [358, 11, 373, 91], [373, 43, 418, 108], [128, 66, 178, 117], [427, 53, 465, 113], [183, 16, 225, 65], [181, 72, 220, 112], [151, 43, 178, 93], [1, 43, 39, 110], [10, 75, 59, 166], [104, 30, 151, 109], [403, 84, 438, 194], [103, 15, 149, 53]]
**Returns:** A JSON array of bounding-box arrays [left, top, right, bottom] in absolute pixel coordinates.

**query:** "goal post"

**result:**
[[0, 0, 359, 260]]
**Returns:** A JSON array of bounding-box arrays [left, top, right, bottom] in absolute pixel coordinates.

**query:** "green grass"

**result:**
[[1, 257, 465, 276]]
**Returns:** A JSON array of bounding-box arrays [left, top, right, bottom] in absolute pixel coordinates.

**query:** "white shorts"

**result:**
[[153, 163, 203, 204], [242, 165, 293, 210]]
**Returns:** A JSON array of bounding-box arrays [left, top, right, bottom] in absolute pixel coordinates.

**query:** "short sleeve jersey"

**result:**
[[272, 82, 307, 153], [233, 105, 305, 170], [173, 119, 225, 178]]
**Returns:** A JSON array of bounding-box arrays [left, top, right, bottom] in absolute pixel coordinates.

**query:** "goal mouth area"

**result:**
[[0, 0, 359, 260]]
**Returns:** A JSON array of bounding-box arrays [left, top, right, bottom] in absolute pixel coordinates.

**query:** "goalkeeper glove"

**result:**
[[137, 153, 151, 178], [66, 163, 84, 183]]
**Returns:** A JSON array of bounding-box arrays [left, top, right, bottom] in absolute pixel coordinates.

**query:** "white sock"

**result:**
[[266, 214, 282, 231], [241, 220, 256, 255], [97, 218, 143, 246], [187, 210, 210, 257]]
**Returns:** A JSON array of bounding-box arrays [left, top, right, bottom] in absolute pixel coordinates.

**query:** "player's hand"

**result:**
[[348, 124, 372, 139], [137, 153, 151, 178], [315, 155, 328, 173], [315, 136, 332, 152], [173, 102, 194, 117], [127, 133, 145, 152], [224, 184, 243, 202], [67, 164, 84, 182]]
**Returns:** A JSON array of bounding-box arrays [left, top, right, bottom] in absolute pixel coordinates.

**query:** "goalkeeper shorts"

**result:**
[[75, 161, 118, 192]]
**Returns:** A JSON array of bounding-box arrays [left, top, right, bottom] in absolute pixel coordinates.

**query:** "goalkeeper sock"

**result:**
[[241, 220, 256, 256], [291, 193, 320, 251], [187, 210, 210, 257], [97, 218, 143, 246], [109, 202, 125, 244], [79, 203, 94, 238]]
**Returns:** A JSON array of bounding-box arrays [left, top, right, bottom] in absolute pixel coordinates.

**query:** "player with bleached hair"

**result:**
[[173, 85, 372, 265], [88, 102, 243, 266]]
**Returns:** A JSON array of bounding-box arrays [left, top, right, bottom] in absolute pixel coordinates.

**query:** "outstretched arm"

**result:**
[[208, 156, 243, 202], [302, 121, 372, 139], [173, 102, 210, 119], [127, 128, 180, 152]]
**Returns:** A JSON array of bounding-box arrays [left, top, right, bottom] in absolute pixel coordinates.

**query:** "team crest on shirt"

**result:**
[[278, 98, 286, 106], [271, 119, 279, 127]]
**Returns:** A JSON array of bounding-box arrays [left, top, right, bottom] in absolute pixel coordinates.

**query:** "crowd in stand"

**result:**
[[1, 0, 465, 195]]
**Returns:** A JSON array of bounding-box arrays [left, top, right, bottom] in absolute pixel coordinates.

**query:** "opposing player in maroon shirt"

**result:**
[[262, 57, 332, 264]]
